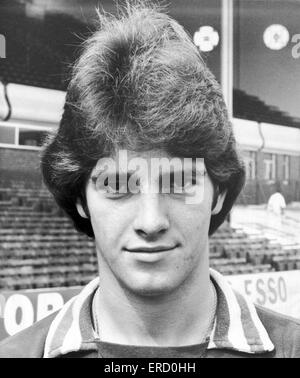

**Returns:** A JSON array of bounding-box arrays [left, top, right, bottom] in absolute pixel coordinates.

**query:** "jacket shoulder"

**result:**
[[0, 312, 58, 358], [256, 305, 300, 358]]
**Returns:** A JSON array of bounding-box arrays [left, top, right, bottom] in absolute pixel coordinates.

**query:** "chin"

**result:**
[[122, 277, 181, 298]]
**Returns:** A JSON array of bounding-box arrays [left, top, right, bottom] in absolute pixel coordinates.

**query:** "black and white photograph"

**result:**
[[0, 0, 299, 360]]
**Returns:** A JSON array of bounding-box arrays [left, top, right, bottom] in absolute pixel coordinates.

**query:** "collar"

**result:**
[[43, 268, 274, 358]]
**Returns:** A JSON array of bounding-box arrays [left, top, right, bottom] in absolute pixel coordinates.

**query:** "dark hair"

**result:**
[[41, 1, 245, 237]]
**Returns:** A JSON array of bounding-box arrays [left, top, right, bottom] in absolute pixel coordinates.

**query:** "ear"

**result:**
[[211, 190, 227, 215], [76, 199, 89, 219]]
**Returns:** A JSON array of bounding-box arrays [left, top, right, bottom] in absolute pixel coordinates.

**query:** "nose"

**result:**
[[133, 194, 170, 240]]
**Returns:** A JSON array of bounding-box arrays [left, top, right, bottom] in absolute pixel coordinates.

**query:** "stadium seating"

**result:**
[[0, 179, 98, 290], [209, 223, 300, 275], [233, 89, 300, 129]]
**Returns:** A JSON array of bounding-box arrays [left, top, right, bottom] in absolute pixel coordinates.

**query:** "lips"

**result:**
[[124, 244, 179, 253]]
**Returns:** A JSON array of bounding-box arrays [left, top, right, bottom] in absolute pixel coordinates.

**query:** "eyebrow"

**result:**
[[91, 166, 206, 182], [159, 167, 206, 183], [90, 171, 135, 183]]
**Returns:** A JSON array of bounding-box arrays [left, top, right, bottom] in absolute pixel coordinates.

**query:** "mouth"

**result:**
[[124, 244, 179, 253]]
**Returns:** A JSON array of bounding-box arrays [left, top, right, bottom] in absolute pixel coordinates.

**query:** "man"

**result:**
[[1, 1, 299, 358], [267, 191, 286, 216]]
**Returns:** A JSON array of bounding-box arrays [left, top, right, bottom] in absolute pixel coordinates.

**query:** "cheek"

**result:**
[[177, 203, 212, 234], [86, 195, 112, 243], [173, 203, 211, 264], [90, 208, 121, 243], [176, 178, 214, 233], [86, 192, 132, 250]]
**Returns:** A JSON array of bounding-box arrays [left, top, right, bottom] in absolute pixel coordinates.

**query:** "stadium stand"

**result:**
[[0, 0, 300, 129], [0, 178, 97, 290], [233, 89, 300, 129], [0, 0, 89, 91], [1, 178, 300, 291]]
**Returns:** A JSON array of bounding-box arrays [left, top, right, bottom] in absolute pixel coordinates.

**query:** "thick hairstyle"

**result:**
[[41, 1, 245, 237]]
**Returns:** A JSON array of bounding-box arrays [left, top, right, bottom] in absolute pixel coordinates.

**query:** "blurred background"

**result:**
[[0, 0, 299, 339]]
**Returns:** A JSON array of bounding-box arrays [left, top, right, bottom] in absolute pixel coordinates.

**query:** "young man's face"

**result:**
[[77, 149, 225, 296]]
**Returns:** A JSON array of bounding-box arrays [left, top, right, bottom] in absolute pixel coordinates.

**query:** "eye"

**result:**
[[168, 171, 197, 194], [171, 179, 193, 193], [92, 174, 136, 199], [103, 176, 128, 197]]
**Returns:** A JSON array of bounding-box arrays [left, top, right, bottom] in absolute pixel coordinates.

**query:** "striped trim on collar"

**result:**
[[43, 269, 274, 358], [43, 278, 99, 358], [208, 269, 274, 353]]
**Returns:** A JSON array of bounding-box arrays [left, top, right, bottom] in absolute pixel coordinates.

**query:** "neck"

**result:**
[[95, 252, 215, 347]]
